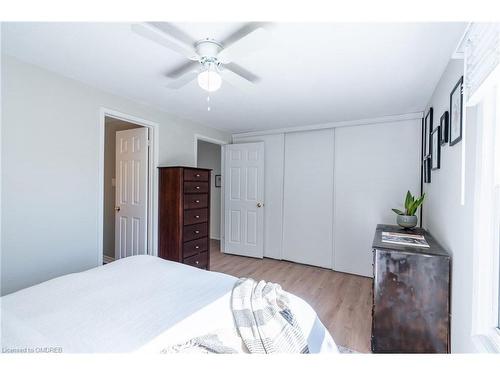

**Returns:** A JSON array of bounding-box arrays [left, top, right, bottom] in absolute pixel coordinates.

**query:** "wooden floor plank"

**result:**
[[209, 240, 372, 353]]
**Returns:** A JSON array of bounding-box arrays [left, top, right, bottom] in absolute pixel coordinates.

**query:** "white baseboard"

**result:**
[[210, 236, 221, 241]]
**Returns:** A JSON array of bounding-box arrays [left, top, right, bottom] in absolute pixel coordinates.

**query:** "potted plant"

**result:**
[[392, 191, 425, 229]]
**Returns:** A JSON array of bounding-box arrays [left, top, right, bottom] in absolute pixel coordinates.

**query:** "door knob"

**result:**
[[256, 202, 262, 208], [114, 206, 121, 212]]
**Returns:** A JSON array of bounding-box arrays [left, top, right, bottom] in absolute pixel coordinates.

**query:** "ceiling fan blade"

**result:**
[[224, 62, 260, 83], [131, 23, 199, 60], [218, 22, 273, 64], [221, 67, 256, 92], [166, 60, 199, 79], [147, 22, 195, 47], [221, 22, 272, 49], [165, 71, 198, 89]]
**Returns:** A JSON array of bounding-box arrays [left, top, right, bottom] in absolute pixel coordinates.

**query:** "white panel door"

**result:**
[[115, 127, 149, 259], [282, 129, 334, 268], [223, 142, 265, 258], [233, 134, 285, 260]]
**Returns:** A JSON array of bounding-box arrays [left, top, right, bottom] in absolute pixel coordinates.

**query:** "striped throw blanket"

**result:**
[[163, 278, 309, 354], [231, 278, 309, 354]]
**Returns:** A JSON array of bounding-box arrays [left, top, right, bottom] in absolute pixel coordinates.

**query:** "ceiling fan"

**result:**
[[131, 22, 272, 93]]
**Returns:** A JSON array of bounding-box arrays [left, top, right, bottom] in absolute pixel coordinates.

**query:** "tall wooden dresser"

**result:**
[[158, 167, 211, 270], [371, 224, 451, 353]]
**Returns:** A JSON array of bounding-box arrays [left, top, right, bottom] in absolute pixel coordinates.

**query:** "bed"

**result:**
[[1, 255, 338, 353]]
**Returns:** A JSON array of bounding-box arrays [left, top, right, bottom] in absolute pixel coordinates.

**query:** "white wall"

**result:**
[[422, 58, 477, 353], [334, 119, 421, 276], [196, 140, 221, 240], [1, 55, 231, 295], [232, 134, 284, 260]]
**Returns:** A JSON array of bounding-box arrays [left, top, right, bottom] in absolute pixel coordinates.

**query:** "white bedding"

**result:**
[[1, 255, 338, 353]]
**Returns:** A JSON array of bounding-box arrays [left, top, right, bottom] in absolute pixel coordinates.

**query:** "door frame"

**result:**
[[98, 108, 159, 266], [194, 134, 228, 252]]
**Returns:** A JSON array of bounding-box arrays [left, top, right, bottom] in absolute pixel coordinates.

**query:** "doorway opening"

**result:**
[[195, 136, 226, 264], [99, 110, 158, 266]]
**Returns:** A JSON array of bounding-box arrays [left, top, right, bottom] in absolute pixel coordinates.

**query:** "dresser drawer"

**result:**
[[183, 223, 208, 242], [184, 193, 208, 210], [184, 181, 209, 194], [184, 208, 208, 225], [184, 169, 209, 182], [183, 251, 208, 269], [183, 237, 209, 258]]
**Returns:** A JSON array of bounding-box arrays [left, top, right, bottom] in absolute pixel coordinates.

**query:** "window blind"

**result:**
[[464, 23, 500, 103]]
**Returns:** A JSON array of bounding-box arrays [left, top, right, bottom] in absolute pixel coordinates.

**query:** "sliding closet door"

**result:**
[[282, 129, 334, 268]]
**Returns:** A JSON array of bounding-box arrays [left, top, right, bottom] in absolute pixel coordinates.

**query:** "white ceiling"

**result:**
[[2, 22, 466, 133]]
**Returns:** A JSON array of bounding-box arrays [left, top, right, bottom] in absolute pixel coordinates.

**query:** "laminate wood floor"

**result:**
[[210, 240, 373, 353]]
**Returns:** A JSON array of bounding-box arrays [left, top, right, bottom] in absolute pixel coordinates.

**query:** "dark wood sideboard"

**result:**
[[158, 166, 211, 270], [371, 224, 451, 353]]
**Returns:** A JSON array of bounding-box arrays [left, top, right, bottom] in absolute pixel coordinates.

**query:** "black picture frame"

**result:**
[[449, 76, 463, 146], [431, 126, 441, 170], [424, 107, 433, 158], [440, 111, 449, 145], [424, 156, 432, 183], [215, 174, 221, 188]]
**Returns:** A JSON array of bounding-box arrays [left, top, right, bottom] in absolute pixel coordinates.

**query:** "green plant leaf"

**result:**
[[408, 194, 425, 215], [392, 208, 405, 215], [404, 191, 413, 211]]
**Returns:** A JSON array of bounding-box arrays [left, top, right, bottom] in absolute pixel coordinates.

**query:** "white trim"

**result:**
[[0, 25, 3, 281], [278, 133, 285, 261], [331, 128, 336, 271], [232, 112, 423, 139], [220, 145, 226, 252], [194, 134, 228, 252], [98, 108, 159, 267]]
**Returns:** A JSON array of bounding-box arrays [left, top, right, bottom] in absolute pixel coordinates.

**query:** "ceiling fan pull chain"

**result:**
[[207, 63, 212, 111]]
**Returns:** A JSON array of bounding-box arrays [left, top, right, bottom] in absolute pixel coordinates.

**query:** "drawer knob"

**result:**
[[195, 215, 200, 219], [194, 200, 200, 203], [195, 245, 200, 249], [196, 186, 200, 190], [195, 230, 200, 234], [195, 260, 199, 265], [196, 174, 200, 177]]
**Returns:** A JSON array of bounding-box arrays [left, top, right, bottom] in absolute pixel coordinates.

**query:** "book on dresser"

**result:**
[[158, 166, 211, 270]]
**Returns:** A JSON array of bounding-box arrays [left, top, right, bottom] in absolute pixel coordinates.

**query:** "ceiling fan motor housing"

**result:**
[[195, 39, 222, 59]]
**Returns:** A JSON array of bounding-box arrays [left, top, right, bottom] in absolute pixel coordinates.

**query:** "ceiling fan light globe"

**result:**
[[197, 70, 222, 92]]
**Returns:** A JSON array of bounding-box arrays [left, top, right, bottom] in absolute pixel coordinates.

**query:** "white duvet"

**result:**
[[1, 255, 338, 353]]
